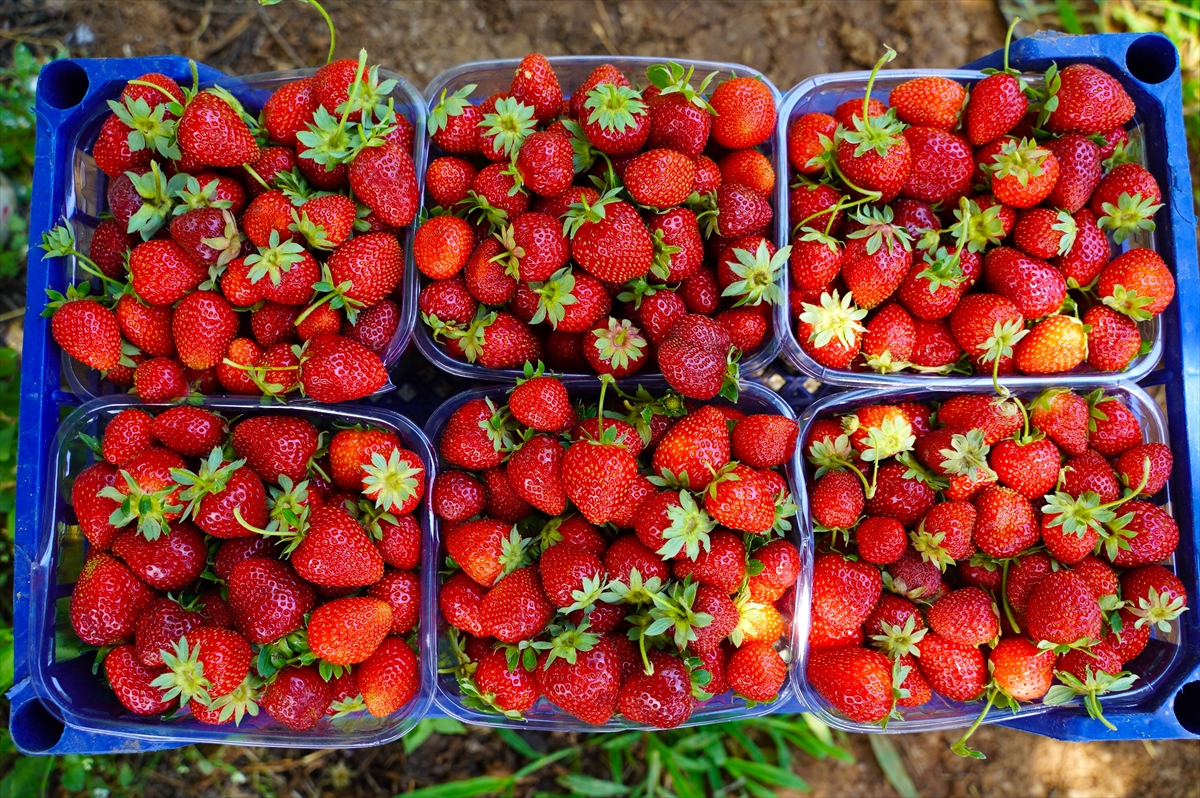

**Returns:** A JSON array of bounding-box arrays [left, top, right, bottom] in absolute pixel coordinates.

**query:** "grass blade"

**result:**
[[869, 735, 920, 798], [494, 727, 540, 761]]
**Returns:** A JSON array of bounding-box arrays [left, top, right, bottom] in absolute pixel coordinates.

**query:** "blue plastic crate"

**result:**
[[10, 31, 1200, 754]]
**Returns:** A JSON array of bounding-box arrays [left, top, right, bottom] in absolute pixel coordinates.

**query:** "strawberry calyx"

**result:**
[[590, 317, 648, 372], [255, 628, 317, 680], [267, 475, 312, 536], [126, 162, 177, 240], [806, 432, 857, 479], [170, 447, 242, 517], [207, 673, 263, 726], [647, 229, 683, 282], [583, 83, 647, 133], [987, 138, 1051, 187], [245, 230, 306, 286], [289, 208, 336, 250], [1128, 585, 1189, 633], [428, 84, 478, 135], [939, 429, 995, 483], [646, 61, 717, 112], [723, 241, 789, 307], [531, 619, 601, 670], [617, 383, 687, 447], [1042, 666, 1138, 732], [561, 573, 607, 615], [599, 566, 666, 607], [355, 497, 399, 540], [108, 93, 180, 160], [881, 569, 933, 602], [456, 672, 526, 721], [656, 490, 717, 560], [683, 189, 719, 238], [916, 246, 967, 293], [480, 96, 537, 159], [1097, 192, 1164, 245], [799, 289, 868, 351], [769, 491, 799, 537], [460, 190, 510, 235], [838, 46, 904, 159], [98, 470, 183, 542], [727, 585, 768, 648], [199, 209, 244, 269], [684, 655, 716, 701], [870, 615, 927, 659], [301, 263, 365, 324], [168, 174, 233, 214], [846, 206, 913, 256], [39, 224, 127, 291], [616, 275, 660, 308], [150, 635, 214, 708], [645, 578, 714, 654], [562, 186, 623, 238], [488, 223, 528, 280], [527, 267, 579, 328], [361, 447, 423, 513], [910, 522, 956, 572], [218, 358, 298, 400], [951, 200, 1008, 254]]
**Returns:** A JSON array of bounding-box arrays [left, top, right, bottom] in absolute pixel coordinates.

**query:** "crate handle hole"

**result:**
[[11, 697, 66, 753], [1126, 35, 1177, 85], [39, 60, 90, 109], [1174, 680, 1200, 735]]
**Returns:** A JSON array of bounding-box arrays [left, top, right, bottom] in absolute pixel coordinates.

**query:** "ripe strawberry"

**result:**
[[1091, 163, 1164, 244], [1004, 551, 1054, 617], [1053, 210, 1110, 289], [715, 182, 773, 238], [841, 217, 913, 311], [1043, 134, 1103, 213], [426, 157, 477, 210], [1044, 64, 1135, 135], [912, 500, 977, 566], [260, 78, 316, 147], [1015, 315, 1087, 374], [327, 232, 403, 310], [89, 218, 134, 279], [917, 632, 987, 701], [299, 334, 388, 403], [291, 504, 384, 587], [1087, 393, 1142, 457], [450, 312, 542, 370], [430, 85, 484, 155], [348, 143, 418, 227], [231, 415, 318, 484], [562, 411, 639, 525], [865, 462, 936, 526], [440, 399, 509, 471], [983, 247, 1067, 320], [105, 645, 173, 716], [580, 81, 650, 156], [471, 646, 540, 714], [747, 539, 800, 603], [92, 112, 153, 177], [718, 149, 775, 197], [939, 395, 1022, 445], [855, 516, 907, 565], [128, 239, 208, 306], [168, 290, 238, 371], [966, 70, 1027, 146], [111, 522, 205, 590], [810, 470, 864, 530], [989, 637, 1055, 701], [990, 437, 1060, 499], [536, 633, 623, 724], [564, 193, 653, 283], [1097, 248, 1174, 319], [213, 537, 278, 581], [797, 290, 867, 368], [864, 593, 924, 640], [671, 528, 745, 593], [308, 597, 393, 666], [1072, 554, 1120, 601], [440, 571, 489, 635], [1028, 389, 1089, 456], [811, 553, 881, 631], [900, 126, 973, 203], [256, 664, 328, 731], [806, 647, 893, 722], [539, 543, 605, 611], [101, 409, 153, 467], [710, 76, 775, 148], [658, 314, 736, 399], [242, 189, 297, 248], [971, 484, 1039, 559], [177, 89, 260, 167], [652, 405, 731, 490], [731, 415, 797, 469], [226, 557, 315, 644], [619, 650, 694, 729], [927, 587, 999, 647], [809, 613, 865, 653], [723, 640, 785, 703], [1084, 305, 1141, 373], [703, 464, 774, 534], [1025, 569, 1102, 646], [1054, 640, 1125, 689], [70, 552, 155, 646], [861, 301, 915, 372], [890, 76, 966, 130], [133, 357, 188, 402], [624, 148, 696, 209], [507, 435, 567, 516], [1109, 501, 1179, 568], [358, 637, 420, 717], [343, 298, 399, 355], [605, 533, 670, 587], [987, 139, 1060, 208], [508, 52, 561, 122], [1114, 442, 1172, 496], [787, 112, 837, 173], [1121, 564, 1188, 633]]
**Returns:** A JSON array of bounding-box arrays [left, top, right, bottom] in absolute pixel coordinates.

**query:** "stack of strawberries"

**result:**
[[43, 49, 418, 403], [69, 405, 427, 731], [415, 54, 783, 400], [787, 36, 1173, 378], [433, 373, 801, 728], [801, 387, 1188, 755]]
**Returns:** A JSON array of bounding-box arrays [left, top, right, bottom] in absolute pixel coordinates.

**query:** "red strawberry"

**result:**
[[731, 414, 797, 469], [449, 312, 542, 370], [1029, 389, 1090, 455], [507, 435, 567, 516], [986, 139, 1060, 208], [128, 239, 208, 306], [535, 632, 622, 724], [170, 290, 238, 371], [1044, 64, 1135, 135], [1084, 305, 1141, 373], [710, 76, 775, 148], [703, 464, 774, 534], [810, 470, 864, 531], [111, 522, 206, 590], [349, 143, 418, 227], [440, 399, 508, 471], [927, 587, 999, 646], [580, 83, 650, 156], [811, 553, 881, 631], [652, 405, 731, 491], [861, 301, 915, 372], [515, 130, 574, 198], [358, 637, 420, 717], [308, 596, 393, 665], [1043, 133, 1103, 212], [46, 290, 122, 371], [1005, 552, 1054, 615], [70, 552, 156, 646], [806, 647, 894, 723], [989, 437, 1060, 500], [115, 293, 175, 359], [1097, 248, 1174, 320], [262, 78, 317, 147], [105, 645, 173, 716], [671, 528, 745, 593], [658, 314, 736, 401], [787, 112, 837, 173], [623, 149, 696, 209], [917, 632, 987, 701], [1087, 393, 1142, 457], [259, 665, 329, 731], [748, 539, 801, 602], [92, 112, 153, 177], [1053, 209, 1110, 289], [89, 218, 135, 279], [1109, 501, 1179, 568], [618, 650, 694, 729], [177, 89, 260, 167], [900, 126, 973, 203], [1114, 442, 1173, 496], [989, 636, 1055, 701], [213, 537, 278, 581], [983, 247, 1067, 320], [226, 557, 315, 644], [865, 462, 936, 527], [1060, 450, 1121, 504], [911, 500, 977, 567], [973, 485, 1038, 558], [327, 232, 403, 311], [966, 70, 1026, 145], [1091, 163, 1164, 244], [1014, 315, 1087, 375], [562, 399, 639, 524], [133, 358, 188, 402], [797, 290, 867, 368], [890, 76, 966, 130], [564, 194, 653, 283], [1025, 569, 1102, 646], [440, 571, 488, 635], [472, 647, 540, 714], [1121, 564, 1188, 633], [299, 334, 388, 403], [715, 183, 772, 239], [479, 567, 555, 643], [718, 149, 775, 197], [855, 516, 907, 565]]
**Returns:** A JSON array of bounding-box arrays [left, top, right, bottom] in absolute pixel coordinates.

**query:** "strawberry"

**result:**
[[507, 52, 561, 123], [1013, 208, 1077, 261], [308, 597, 393, 666], [810, 470, 864, 531], [890, 76, 966, 130], [440, 399, 509, 471], [128, 239, 208, 306], [939, 395, 1022, 445], [865, 462, 935, 527], [652, 405, 731, 491], [1072, 555, 1120, 601], [680, 266, 722, 315], [498, 213, 571, 283], [429, 86, 484, 155], [580, 315, 648, 377], [1084, 305, 1141, 372], [862, 301, 915, 373], [911, 500, 977, 567], [787, 112, 837, 174], [177, 89, 260, 167], [358, 637, 420, 717], [806, 647, 894, 722], [658, 314, 737, 401], [88, 218, 135, 279], [514, 130, 574, 198], [1122, 564, 1188, 633], [703, 464, 774, 534], [299, 334, 388, 402], [864, 594, 925, 639], [1029, 389, 1089, 456], [671, 528, 745, 593], [618, 650, 694, 728], [44, 288, 121, 372], [152, 627, 252, 714], [426, 156, 478, 209], [1114, 442, 1172, 496], [638, 290, 688, 346], [440, 571, 489, 635], [917, 632, 987, 701], [411, 216, 473, 281], [447, 518, 527, 589], [715, 183, 773, 238], [226, 557, 315, 644], [105, 644, 174, 716], [1014, 314, 1087, 374], [1043, 133, 1102, 213], [965, 64, 1026, 145], [168, 290, 237, 371], [92, 112, 154, 177], [927, 587, 999, 647], [343, 298, 400, 355], [647, 208, 704, 283], [900, 126, 973, 203], [1059, 450, 1121, 504], [70, 552, 155, 646], [718, 149, 775, 197], [972, 485, 1038, 558], [111, 522, 206, 590], [348, 143, 418, 227], [987, 138, 1060, 209], [290, 503, 385, 587], [507, 435, 567, 516], [230, 417, 317, 486], [604, 533, 670, 586], [1003, 552, 1054, 617], [809, 614, 864, 653], [989, 437, 1060, 500], [623, 149, 696, 209], [213, 537, 278, 580], [811, 553, 881, 631], [133, 358, 189, 402], [470, 645, 541, 715], [115, 293, 176, 359], [1103, 500, 1177, 569], [564, 192, 653, 283], [798, 291, 867, 368], [1087, 392, 1142, 457], [1091, 163, 1164, 244], [450, 312, 542, 370], [947, 292, 1023, 375], [539, 543, 606, 611], [983, 247, 1067, 320], [478, 566, 554, 644], [261, 78, 316, 147], [731, 414, 797, 469], [789, 229, 843, 294], [580, 82, 650, 156], [242, 189, 297, 248], [562, 387, 639, 524], [326, 232, 403, 312], [835, 61, 912, 200], [1097, 248, 1174, 320], [1052, 209, 1110, 289], [709, 76, 775, 148], [840, 208, 914, 310], [1044, 63, 1135, 135], [535, 631, 622, 724], [256, 665, 327, 731], [833, 96, 887, 128], [102, 409, 154, 466], [855, 516, 907, 565], [1025, 569, 1102, 647]]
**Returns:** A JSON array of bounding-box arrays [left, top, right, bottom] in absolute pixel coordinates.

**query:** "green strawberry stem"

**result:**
[[999, 559, 1022, 634], [950, 687, 998, 759], [861, 46, 897, 121], [1001, 17, 1020, 74], [126, 78, 180, 104], [296, 0, 336, 65], [39, 226, 125, 290], [596, 374, 614, 439], [792, 190, 875, 237], [242, 163, 273, 192], [825, 158, 883, 206]]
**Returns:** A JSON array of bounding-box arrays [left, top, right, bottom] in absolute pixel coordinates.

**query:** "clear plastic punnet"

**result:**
[[774, 69, 1164, 389], [790, 381, 1187, 734], [422, 377, 804, 731], [27, 396, 437, 748], [54, 67, 427, 400], [413, 57, 783, 383]]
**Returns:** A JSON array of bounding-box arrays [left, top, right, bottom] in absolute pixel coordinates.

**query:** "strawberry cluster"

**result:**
[[68, 405, 428, 731], [788, 38, 1172, 379], [42, 49, 419, 403], [416, 54, 782, 401], [433, 374, 801, 728], [801, 388, 1187, 755]]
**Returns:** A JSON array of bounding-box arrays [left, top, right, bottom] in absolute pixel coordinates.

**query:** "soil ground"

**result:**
[[2, 0, 1199, 795]]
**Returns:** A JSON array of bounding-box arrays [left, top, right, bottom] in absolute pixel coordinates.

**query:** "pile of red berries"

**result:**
[[69, 405, 427, 730], [800, 387, 1187, 755], [43, 49, 418, 402], [432, 374, 801, 728], [787, 37, 1172, 378], [415, 54, 783, 400]]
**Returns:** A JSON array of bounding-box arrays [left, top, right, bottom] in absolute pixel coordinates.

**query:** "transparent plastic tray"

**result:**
[[27, 396, 437, 748], [773, 69, 1163, 389], [422, 377, 804, 731], [414, 56, 783, 382], [790, 381, 1186, 733], [58, 67, 427, 400]]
